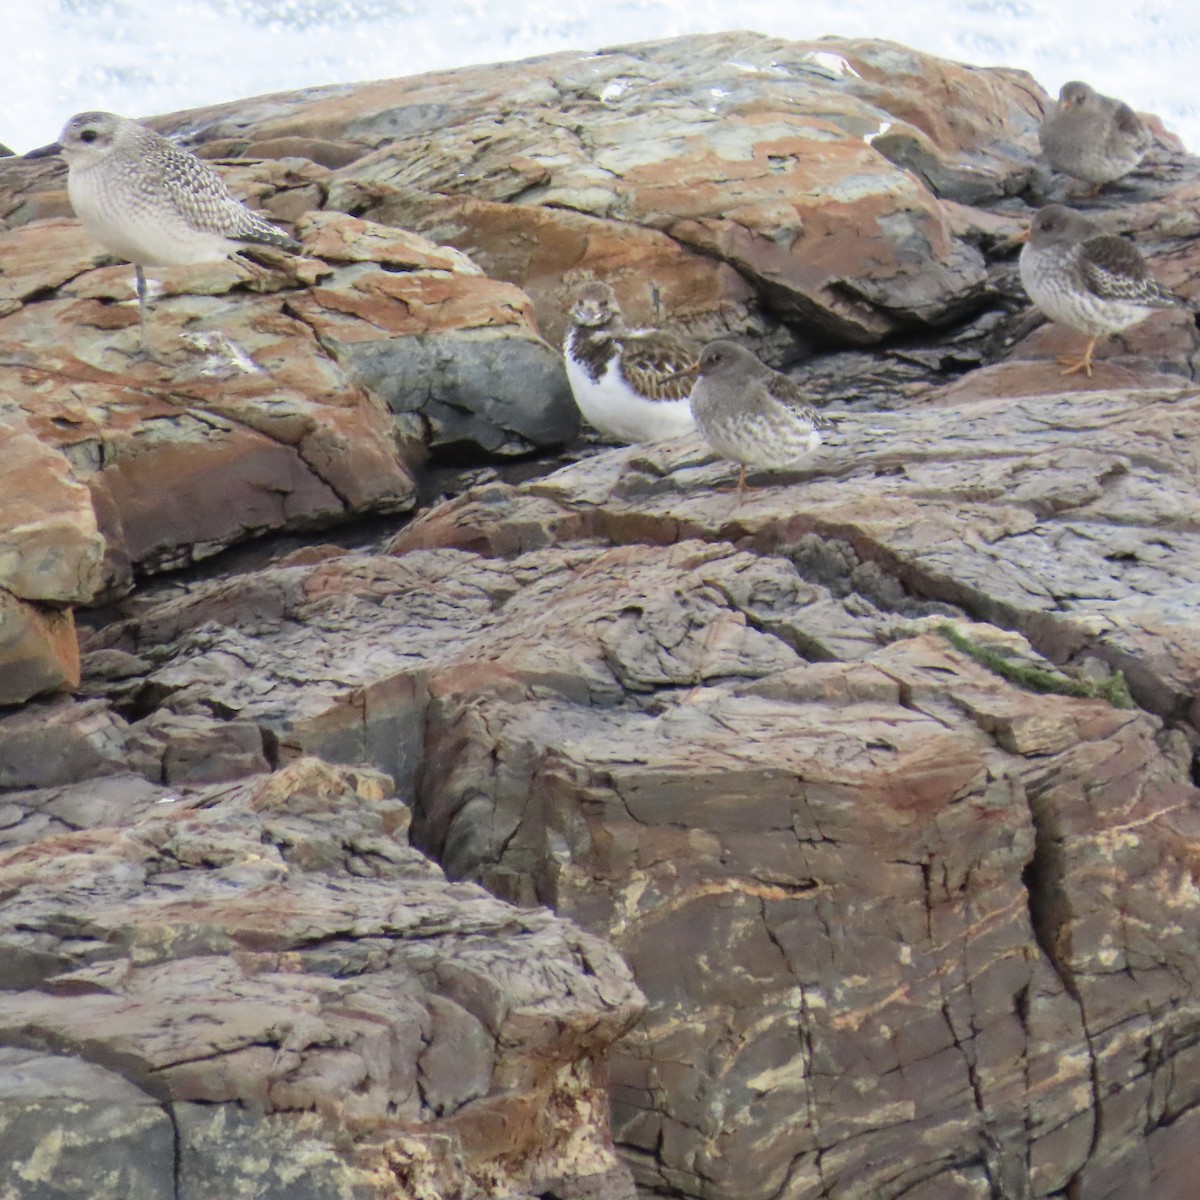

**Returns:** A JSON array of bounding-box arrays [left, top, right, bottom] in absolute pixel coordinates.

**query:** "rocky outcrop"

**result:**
[[138, 33, 1050, 355], [4, 28, 1200, 1200], [0, 757, 643, 1200], [37, 374, 1198, 1198], [0, 31, 1057, 372], [3, 29, 1196, 701], [0, 190, 574, 695], [0, 204, 576, 589]]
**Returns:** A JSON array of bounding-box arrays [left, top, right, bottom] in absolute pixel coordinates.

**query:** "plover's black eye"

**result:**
[[80, 129, 98, 143]]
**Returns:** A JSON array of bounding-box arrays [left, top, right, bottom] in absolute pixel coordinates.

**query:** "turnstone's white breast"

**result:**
[[563, 281, 697, 444]]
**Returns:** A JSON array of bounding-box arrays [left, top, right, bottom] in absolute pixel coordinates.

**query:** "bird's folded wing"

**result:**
[[1112, 102, 1149, 148], [159, 143, 298, 250], [619, 332, 699, 401], [764, 372, 835, 427], [1079, 234, 1178, 306]]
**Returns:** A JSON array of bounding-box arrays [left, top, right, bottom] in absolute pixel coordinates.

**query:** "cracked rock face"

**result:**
[[0, 199, 574, 698], [0, 31, 1047, 367], [0, 402, 105, 703], [20, 378, 1198, 1198], [0, 203, 576, 597], [3, 28, 1199, 703], [0, 758, 644, 1200]]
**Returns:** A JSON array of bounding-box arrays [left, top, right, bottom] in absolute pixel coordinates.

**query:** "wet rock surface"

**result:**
[[2, 27, 1200, 1200]]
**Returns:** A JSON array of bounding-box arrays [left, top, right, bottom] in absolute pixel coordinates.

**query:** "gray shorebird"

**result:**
[[1038, 81, 1149, 194], [1017, 204, 1189, 377], [25, 111, 300, 354], [563, 281, 697, 443], [686, 341, 833, 491]]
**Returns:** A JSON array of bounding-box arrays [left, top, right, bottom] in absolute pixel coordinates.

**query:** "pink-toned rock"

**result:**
[[56, 367, 1200, 1196], [0, 402, 105, 603], [2, 31, 1200, 1200], [296, 208, 479, 273], [0, 315, 410, 590], [0, 404, 104, 701], [315, 33, 1039, 346], [63, 474, 1200, 1199], [0, 590, 80, 704], [0, 217, 108, 316], [356, 190, 760, 351], [0, 32, 1045, 356]]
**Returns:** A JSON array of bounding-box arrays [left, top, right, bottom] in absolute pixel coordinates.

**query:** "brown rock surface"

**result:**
[[0, 403, 104, 701], [0, 402, 105, 604], [51, 373, 1200, 1198], [0, 190, 579, 614], [0, 757, 643, 1200], [395, 385, 1200, 726], [0, 591, 80, 705], [261, 32, 1044, 350]]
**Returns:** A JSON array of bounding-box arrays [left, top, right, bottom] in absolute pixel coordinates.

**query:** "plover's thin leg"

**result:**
[[135, 264, 150, 354]]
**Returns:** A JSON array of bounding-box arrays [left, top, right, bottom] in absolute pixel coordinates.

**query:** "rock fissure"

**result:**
[[1020, 781, 1105, 1191]]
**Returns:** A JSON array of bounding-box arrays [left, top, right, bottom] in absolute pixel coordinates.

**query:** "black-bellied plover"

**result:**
[[1017, 204, 1189, 377], [1038, 81, 1149, 194], [685, 340, 833, 491], [563, 280, 697, 443], [25, 111, 300, 355]]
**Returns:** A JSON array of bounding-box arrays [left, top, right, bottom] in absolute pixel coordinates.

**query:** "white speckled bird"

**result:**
[[25, 111, 300, 353], [563, 281, 697, 443], [687, 340, 834, 491], [1038, 81, 1150, 193], [1017, 204, 1189, 377]]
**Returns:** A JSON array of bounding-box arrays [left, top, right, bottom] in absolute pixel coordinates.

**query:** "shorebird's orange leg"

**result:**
[[1058, 337, 1098, 377]]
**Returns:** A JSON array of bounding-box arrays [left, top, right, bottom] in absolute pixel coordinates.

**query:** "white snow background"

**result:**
[[4, 1, 1196, 152]]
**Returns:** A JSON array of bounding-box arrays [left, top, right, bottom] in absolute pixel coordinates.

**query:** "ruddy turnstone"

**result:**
[[563, 281, 697, 443], [1038, 81, 1149, 194], [24, 111, 300, 354], [687, 340, 833, 491], [1017, 204, 1189, 377]]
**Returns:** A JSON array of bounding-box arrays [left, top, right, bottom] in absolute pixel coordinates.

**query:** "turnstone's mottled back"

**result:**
[[563, 281, 697, 443], [1039, 81, 1149, 193], [1018, 204, 1189, 376], [688, 340, 834, 491], [25, 111, 300, 354]]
